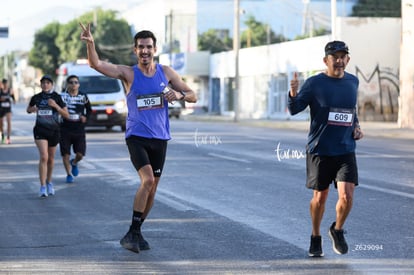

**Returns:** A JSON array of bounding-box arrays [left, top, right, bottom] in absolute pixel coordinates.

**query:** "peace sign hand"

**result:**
[[79, 22, 94, 44]]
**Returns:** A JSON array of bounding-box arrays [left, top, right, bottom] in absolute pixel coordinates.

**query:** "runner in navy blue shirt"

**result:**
[[288, 41, 364, 257]]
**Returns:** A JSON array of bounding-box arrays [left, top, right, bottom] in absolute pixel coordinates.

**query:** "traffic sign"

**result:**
[[0, 27, 9, 38]]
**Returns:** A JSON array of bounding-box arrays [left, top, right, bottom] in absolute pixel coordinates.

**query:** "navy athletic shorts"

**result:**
[[306, 152, 358, 191]]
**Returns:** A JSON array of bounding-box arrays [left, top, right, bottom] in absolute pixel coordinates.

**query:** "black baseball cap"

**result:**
[[40, 75, 54, 83], [325, 40, 349, 56]]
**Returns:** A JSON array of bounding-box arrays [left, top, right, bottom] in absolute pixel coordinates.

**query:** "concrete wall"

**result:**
[[338, 17, 401, 121], [399, 0, 414, 128], [209, 36, 330, 119], [209, 17, 401, 121]]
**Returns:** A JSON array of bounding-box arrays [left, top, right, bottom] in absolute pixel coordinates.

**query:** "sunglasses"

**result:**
[[68, 81, 79, 84]]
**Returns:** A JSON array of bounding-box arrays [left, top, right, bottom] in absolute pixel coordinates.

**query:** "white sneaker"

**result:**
[[46, 182, 55, 196], [39, 186, 48, 197]]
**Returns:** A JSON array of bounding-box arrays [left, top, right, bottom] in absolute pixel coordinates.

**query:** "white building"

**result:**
[[207, 17, 401, 121]]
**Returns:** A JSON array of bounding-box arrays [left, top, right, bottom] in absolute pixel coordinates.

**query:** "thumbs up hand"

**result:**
[[290, 72, 299, 97]]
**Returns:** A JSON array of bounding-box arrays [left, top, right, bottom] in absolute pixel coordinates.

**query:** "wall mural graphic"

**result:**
[[356, 65, 400, 121]]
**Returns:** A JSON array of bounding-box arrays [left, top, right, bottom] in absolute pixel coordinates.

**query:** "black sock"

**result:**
[[130, 211, 143, 232]]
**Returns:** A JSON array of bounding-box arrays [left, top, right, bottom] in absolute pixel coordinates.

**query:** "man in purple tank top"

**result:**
[[80, 22, 197, 253]]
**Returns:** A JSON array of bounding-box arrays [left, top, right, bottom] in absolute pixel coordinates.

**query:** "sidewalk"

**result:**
[[183, 114, 414, 140]]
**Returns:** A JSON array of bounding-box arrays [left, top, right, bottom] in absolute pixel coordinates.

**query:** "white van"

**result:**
[[56, 59, 127, 131]]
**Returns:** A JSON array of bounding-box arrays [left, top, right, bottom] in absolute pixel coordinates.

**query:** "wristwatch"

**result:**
[[179, 90, 186, 100]]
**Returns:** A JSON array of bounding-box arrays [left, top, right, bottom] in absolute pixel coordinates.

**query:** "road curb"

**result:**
[[182, 114, 414, 140]]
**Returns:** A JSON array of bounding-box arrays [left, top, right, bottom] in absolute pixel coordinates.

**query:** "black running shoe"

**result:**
[[309, 235, 324, 257], [138, 232, 150, 250], [120, 230, 140, 253], [328, 222, 348, 254]]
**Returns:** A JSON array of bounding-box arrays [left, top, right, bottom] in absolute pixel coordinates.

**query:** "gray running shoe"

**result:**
[[120, 230, 140, 253], [138, 232, 150, 250], [329, 222, 348, 254], [308, 235, 324, 257]]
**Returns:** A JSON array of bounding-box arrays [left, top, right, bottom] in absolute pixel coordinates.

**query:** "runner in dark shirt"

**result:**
[[27, 75, 69, 197], [59, 75, 92, 183]]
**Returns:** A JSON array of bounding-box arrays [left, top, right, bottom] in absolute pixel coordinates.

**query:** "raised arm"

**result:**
[[79, 22, 133, 90]]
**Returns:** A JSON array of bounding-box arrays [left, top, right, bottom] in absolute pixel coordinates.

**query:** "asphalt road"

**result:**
[[0, 103, 413, 274]]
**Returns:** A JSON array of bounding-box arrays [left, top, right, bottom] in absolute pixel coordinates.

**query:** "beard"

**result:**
[[139, 54, 151, 65]]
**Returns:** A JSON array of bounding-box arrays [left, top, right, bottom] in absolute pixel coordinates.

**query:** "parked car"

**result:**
[[168, 102, 182, 119]]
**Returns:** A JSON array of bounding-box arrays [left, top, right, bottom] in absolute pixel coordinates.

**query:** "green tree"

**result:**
[[240, 16, 287, 48], [28, 21, 61, 76], [0, 52, 15, 80], [77, 9, 133, 65], [351, 0, 401, 17], [28, 8, 133, 76], [198, 29, 233, 53]]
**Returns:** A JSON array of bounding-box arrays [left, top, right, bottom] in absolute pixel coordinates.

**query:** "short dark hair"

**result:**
[[2, 79, 7, 84], [134, 30, 157, 48], [66, 75, 79, 83]]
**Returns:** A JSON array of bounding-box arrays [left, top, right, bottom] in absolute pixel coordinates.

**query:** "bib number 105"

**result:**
[[136, 93, 163, 110], [142, 98, 157, 106]]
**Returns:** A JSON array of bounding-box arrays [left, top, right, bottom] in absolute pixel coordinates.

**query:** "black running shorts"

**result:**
[[126, 135, 168, 177], [33, 126, 60, 147], [306, 152, 358, 191], [59, 128, 86, 156]]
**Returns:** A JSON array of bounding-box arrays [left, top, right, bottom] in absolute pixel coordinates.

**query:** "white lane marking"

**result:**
[[207, 152, 251, 163], [359, 184, 414, 199], [156, 189, 195, 211]]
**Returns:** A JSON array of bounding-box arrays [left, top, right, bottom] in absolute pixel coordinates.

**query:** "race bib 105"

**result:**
[[136, 93, 164, 110]]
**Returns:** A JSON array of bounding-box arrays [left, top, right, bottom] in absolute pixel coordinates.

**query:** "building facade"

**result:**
[[208, 17, 401, 121]]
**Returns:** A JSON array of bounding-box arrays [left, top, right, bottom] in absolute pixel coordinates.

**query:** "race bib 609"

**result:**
[[327, 108, 354, 126]]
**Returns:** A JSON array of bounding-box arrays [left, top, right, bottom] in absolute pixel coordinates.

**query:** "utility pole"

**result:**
[[331, 0, 337, 39], [233, 0, 240, 122], [302, 0, 310, 36], [398, 0, 414, 128], [0, 26, 9, 78]]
